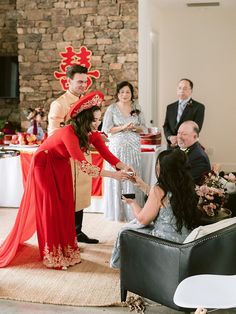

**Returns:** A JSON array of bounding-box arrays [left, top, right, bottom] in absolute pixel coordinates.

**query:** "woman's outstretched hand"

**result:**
[[123, 166, 136, 176], [129, 175, 151, 195], [112, 170, 132, 181], [116, 162, 136, 177], [102, 163, 136, 181]]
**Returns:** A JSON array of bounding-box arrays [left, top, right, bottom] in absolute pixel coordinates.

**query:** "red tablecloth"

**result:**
[[20, 151, 34, 189], [141, 148, 155, 152]]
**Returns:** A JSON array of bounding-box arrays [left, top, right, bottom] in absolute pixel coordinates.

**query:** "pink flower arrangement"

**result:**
[[195, 171, 229, 217]]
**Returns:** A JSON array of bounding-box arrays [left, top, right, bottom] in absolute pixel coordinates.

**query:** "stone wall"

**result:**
[[12, 0, 138, 130], [0, 0, 20, 130]]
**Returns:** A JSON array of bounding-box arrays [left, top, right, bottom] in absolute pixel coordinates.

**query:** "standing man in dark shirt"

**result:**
[[163, 78, 205, 149]]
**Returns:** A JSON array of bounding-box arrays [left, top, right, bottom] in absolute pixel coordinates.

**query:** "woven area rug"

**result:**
[[0, 209, 127, 306]]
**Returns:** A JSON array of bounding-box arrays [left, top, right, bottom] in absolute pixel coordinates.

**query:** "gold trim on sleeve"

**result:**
[[78, 160, 100, 177]]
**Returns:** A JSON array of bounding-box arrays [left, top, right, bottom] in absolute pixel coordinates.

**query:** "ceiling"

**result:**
[[155, 0, 236, 9]]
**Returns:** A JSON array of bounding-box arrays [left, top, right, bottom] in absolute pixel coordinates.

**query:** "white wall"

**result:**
[[139, 0, 236, 171]]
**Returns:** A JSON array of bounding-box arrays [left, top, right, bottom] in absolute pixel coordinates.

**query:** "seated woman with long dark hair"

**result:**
[[110, 149, 200, 268]]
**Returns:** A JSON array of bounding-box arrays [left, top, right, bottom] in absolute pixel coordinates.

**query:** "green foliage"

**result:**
[[0, 119, 6, 131], [0, 119, 21, 133]]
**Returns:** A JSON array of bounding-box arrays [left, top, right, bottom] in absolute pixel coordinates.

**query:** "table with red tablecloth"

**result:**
[[19, 149, 104, 197], [0, 147, 34, 207], [0, 148, 109, 207], [0, 145, 165, 209]]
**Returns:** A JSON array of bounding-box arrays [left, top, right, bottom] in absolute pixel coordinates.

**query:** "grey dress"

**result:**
[[102, 102, 146, 222], [110, 192, 191, 268]]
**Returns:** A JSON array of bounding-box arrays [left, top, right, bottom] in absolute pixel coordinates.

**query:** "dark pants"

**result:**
[[75, 210, 83, 235]]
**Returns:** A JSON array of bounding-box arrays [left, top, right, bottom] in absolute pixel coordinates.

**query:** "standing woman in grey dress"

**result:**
[[102, 81, 147, 221]]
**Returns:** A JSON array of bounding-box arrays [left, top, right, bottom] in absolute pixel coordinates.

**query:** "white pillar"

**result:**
[[138, 0, 159, 128]]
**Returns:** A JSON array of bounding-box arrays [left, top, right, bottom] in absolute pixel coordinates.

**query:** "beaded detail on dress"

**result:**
[[78, 160, 100, 177], [102, 103, 146, 221], [43, 238, 81, 269], [151, 193, 190, 243]]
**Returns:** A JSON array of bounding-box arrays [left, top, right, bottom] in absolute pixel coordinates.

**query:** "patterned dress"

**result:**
[[102, 102, 146, 222], [0, 125, 120, 269], [110, 192, 191, 268]]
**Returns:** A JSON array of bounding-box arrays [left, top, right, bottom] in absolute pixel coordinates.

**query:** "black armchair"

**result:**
[[120, 222, 236, 312], [225, 192, 236, 217]]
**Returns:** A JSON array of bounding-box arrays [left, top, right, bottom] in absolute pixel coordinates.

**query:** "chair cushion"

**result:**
[[184, 217, 236, 243]]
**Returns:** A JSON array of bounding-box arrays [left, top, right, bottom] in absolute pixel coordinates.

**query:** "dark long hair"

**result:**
[[156, 149, 199, 232], [70, 106, 101, 153], [116, 81, 140, 116], [116, 81, 134, 101]]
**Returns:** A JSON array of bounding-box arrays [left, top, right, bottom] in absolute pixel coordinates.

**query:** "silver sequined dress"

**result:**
[[102, 102, 146, 222]]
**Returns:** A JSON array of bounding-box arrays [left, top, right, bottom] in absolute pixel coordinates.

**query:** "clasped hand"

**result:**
[[113, 165, 136, 181], [169, 135, 178, 147], [113, 170, 133, 181], [123, 122, 137, 132]]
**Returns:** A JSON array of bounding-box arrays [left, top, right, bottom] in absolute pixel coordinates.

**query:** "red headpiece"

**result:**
[[69, 91, 104, 118]]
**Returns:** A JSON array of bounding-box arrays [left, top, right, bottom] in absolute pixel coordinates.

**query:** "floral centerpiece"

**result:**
[[195, 171, 236, 217]]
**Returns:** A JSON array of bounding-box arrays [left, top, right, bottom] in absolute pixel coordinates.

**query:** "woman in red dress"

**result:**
[[0, 91, 132, 269]]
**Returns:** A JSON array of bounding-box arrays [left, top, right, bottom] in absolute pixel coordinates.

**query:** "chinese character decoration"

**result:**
[[54, 46, 100, 91]]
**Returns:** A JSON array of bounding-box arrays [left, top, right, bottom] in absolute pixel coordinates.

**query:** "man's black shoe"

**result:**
[[77, 232, 99, 244]]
